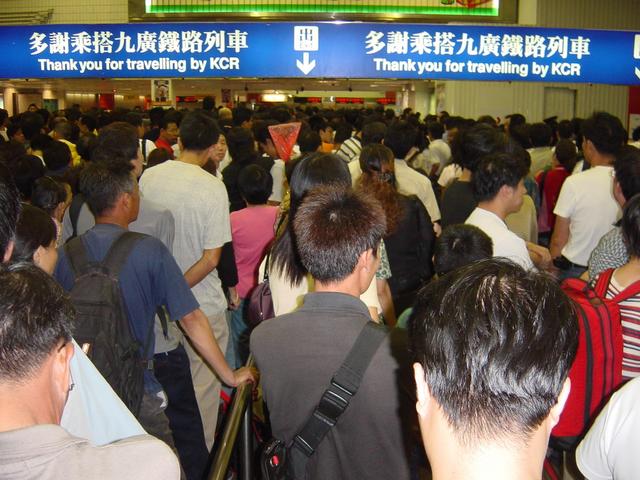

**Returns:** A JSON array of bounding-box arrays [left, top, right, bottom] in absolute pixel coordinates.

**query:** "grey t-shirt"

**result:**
[[0, 424, 179, 480], [251, 292, 415, 480]]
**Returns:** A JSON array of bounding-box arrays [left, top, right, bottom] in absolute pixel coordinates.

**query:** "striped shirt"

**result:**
[[335, 136, 361, 163], [606, 273, 640, 379]]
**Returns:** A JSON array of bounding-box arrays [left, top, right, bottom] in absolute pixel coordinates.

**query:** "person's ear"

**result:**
[[51, 341, 74, 418], [33, 245, 46, 267], [2, 240, 14, 263], [548, 377, 571, 428], [413, 362, 432, 419]]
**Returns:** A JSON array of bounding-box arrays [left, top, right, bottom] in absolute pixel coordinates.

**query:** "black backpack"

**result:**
[[65, 231, 153, 416]]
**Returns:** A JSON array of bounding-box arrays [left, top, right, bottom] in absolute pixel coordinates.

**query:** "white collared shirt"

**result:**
[[394, 158, 441, 222], [466, 207, 534, 270]]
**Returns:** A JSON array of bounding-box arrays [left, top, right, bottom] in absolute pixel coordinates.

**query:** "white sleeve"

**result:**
[[269, 160, 285, 203], [553, 178, 576, 219], [419, 179, 441, 222], [576, 398, 615, 480], [203, 185, 231, 249]]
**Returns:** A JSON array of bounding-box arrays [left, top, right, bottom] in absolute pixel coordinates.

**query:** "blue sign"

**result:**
[[1, 22, 639, 84]]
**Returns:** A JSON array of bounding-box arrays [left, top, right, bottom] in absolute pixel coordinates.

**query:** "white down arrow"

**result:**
[[636, 67, 640, 80], [296, 52, 316, 75]]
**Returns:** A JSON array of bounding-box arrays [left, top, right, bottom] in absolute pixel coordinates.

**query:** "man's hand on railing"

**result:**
[[230, 366, 259, 388]]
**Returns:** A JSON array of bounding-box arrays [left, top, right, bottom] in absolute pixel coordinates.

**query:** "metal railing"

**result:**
[[208, 356, 255, 480]]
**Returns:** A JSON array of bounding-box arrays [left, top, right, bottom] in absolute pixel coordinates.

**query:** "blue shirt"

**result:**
[[54, 223, 199, 362]]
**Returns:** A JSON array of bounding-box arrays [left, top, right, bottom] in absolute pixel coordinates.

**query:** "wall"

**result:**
[[439, 0, 639, 123]]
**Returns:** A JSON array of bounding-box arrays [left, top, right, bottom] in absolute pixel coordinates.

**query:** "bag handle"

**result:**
[[64, 236, 91, 276], [288, 321, 387, 478], [103, 231, 146, 276]]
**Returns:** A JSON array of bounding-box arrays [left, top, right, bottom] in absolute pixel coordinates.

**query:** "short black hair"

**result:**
[[202, 96, 215, 111], [12, 154, 45, 200], [334, 123, 353, 144], [472, 152, 528, 202], [451, 123, 507, 172], [427, 122, 445, 139], [19, 112, 45, 140], [226, 126, 257, 165], [0, 164, 21, 258], [557, 120, 574, 140], [53, 121, 73, 141], [308, 115, 329, 133], [409, 259, 578, 444], [433, 224, 493, 276], [159, 111, 180, 131], [80, 114, 97, 132], [252, 119, 278, 145], [146, 148, 171, 169], [31, 176, 67, 215], [232, 106, 253, 127], [361, 121, 387, 146], [30, 133, 53, 152], [238, 164, 273, 205], [0, 263, 74, 383], [124, 111, 143, 128], [293, 185, 386, 282], [92, 122, 139, 164], [507, 113, 526, 129], [529, 122, 552, 148], [614, 145, 640, 201], [43, 141, 71, 173], [297, 128, 322, 153], [180, 110, 220, 151], [384, 121, 418, 159], [79, 161, 136, 216], [581, 112, 626, 155], [11, 204, 57, 264]]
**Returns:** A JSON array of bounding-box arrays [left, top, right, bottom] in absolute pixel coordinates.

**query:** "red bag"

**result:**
[[552, 269, 640, 447]]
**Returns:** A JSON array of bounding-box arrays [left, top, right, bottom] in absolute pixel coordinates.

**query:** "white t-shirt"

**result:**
[[465, 207, 534, 270], [437, 164, 462, 188], [428, 138, 451, 172], [553, 165, 620, 266], [269, 159, 285, 203], [140, 160, 232, 316], [577, 376, 640, 480], [349, 157, 362, 186], [394, 159, 441, 222]]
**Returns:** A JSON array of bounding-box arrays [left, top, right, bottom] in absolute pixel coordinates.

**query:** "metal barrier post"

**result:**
[[240, 396, 253, 480]]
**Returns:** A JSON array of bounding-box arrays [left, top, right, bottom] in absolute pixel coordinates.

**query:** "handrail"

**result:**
[[208, 355, 255, 480]]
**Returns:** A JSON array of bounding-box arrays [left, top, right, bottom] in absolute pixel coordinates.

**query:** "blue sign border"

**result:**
[[0, 22, 639, 85]]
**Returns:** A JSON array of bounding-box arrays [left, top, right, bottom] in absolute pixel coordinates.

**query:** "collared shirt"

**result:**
[[154, 137, 175, 159], [394, 158, 441, 222], [466, 206, 535, 270], [0, 424, 179, 480]]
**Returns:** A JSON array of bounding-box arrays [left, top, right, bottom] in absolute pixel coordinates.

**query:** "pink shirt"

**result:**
[[230, 205, 278, 298]]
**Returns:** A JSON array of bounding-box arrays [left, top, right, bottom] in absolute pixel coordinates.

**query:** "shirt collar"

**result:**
[[299, 291, 370, 317]]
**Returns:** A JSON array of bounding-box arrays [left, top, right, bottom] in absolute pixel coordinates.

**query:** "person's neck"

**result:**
[[430, 440, 545, 480], [314, 278, 361, 298], [0, 381, 59, 431], [589, 153, 614, 167], [613, 257, 640, 287], [95, 215, 129, 229], [477, 199, 509, 221], [459, 168, 472, 182], [179, 150, 207, 167], [245, 203, 268, 208]]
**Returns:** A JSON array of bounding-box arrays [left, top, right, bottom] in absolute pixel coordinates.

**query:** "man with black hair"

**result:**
[[140, 111, 239, 452], [297, 128, 322, 155], [52, 121, 82, 167], [551, 111, 625, 279], [0, 263, 181, 480], [155, 114, 179, 160], [251, 185, 414, 479], [43, 140, 72, 175], [587, 145, 640, 279], [384, 121, 441, 229], [19, 111, 45, 147], [440, 123, 507, 227], [433, 224, 493, 277], [252, 119, 285, 204], [232, 105, 253, 130], [466, 153, 537, 270], [56, 161, 254, 454], [308, 114, 334, 152], [409, 259, 578, 480], [528, 122, 553, 176]]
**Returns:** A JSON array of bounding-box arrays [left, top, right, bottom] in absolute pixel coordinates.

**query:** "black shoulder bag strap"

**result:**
[[288, 321, 388, 479], [64, 236, 91, 276], [103, 232, 156, 360]]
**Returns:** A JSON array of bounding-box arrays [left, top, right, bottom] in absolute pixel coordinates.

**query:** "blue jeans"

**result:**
[[225, 298, 250, 370], [558, 264, 587, 282]]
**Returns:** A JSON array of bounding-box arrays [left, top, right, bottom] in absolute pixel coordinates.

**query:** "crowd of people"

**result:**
[[0, 99, 639, 480]]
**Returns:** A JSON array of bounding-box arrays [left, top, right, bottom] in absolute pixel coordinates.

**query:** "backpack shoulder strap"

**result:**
[[609, 277, 640, 303], [69, 194, 85, 238], [64, 236, 92, 277], [104, 231, 147, 276], [593, 269, 615, 297], [288, 321, 387, 477]]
